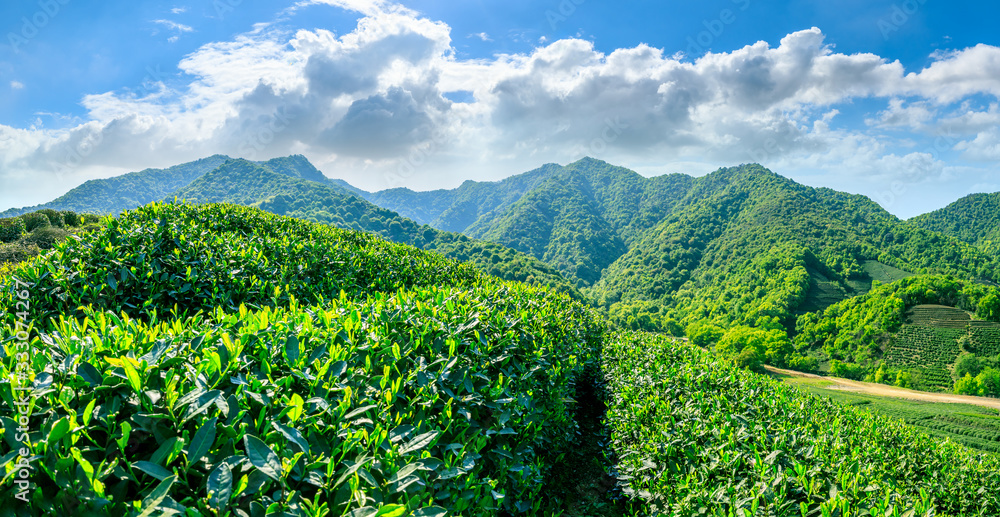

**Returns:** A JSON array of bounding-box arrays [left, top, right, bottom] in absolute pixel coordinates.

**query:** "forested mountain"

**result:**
[[0, 154, 341, 219], [910, 192, 1000, 252], [360, 163, 562, 231], [438, 159, 684, 287], [0, 155, 231, 217], [171, 158, 579, 296], [589, 164, 1000, 330]]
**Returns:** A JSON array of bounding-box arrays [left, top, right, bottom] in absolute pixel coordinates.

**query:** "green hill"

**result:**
[[0, 203, 603, 515], [0, 155, 231, 217], [588, 164, 1000, 333], [172, 159, 580, 296], [910, 192, 1000, 252], [794, 275, 1000, 387], [360, 163, 562, 231], [0, 154, 347, 219]]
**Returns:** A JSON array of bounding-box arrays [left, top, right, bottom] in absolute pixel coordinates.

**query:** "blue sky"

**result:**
[[2, 0, 999, 218]]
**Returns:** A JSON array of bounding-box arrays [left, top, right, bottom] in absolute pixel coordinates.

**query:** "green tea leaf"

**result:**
[[77, 362, 103, 387], [285, 334, 300, 364], [244, 434, 282, 481], [137, 474, 177, 517], [187, 417, 217, 467], [47, 417, 70, 443], [374, 505, 406, 517], [133, 461, 173, 481], [121, 357, 142, 393], [272, 421, 309, 454], [399, 430, 440, 456], [207, 463, 233, 509]]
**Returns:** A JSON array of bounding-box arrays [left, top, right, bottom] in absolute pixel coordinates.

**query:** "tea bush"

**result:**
[[604, 331, 1000, 516], [0, 202, 604, 516]]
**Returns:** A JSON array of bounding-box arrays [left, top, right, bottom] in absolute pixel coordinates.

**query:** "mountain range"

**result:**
[[4, 153, 999, 376]]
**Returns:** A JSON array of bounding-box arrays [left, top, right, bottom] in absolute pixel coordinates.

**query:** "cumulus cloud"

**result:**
[[10, 81, 24, 90], [866, 99, 936, 130], [3, 2, 1000, 213]]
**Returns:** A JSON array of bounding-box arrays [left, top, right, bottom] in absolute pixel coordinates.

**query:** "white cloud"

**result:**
[[154, 19, 194, 33], [3, 4, 1000, 214], [866, 99, 936, 130], [10, 81, 24, 90], [470, 32, 491, 42], [171, 7, 187, 14]]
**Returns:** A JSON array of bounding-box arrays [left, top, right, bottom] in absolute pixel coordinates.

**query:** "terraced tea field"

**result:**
[[862, 259, 914, 284], [906, 304, 972, 328], [881, 305, 1000, 389], [772, 368, 1000, 454], [969, 323, 1000, 356], [884, 326, 962, 388]]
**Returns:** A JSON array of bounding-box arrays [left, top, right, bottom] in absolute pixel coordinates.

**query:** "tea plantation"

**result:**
[[604, 331, 1000, 516], [1, 203, 999, 516]]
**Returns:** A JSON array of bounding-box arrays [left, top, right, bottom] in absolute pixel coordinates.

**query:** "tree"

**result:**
[[687, 321, 724, 347], [954, 353, 983, 379], [978, 368, 1000, 398], [954, 373, 982, 396], [978, 293, 1000, 322]]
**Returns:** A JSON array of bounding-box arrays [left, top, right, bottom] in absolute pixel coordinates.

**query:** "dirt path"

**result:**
[[764, 366, 1000, 411]]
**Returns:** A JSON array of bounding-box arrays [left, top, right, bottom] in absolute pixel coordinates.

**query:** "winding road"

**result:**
[[764, 366, 1000, 411]]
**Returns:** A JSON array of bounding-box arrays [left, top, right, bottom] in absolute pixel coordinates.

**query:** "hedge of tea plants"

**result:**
[[603, 331, 1000, 516], [0, 203, 604, 516], [2, 202, 482, 326]]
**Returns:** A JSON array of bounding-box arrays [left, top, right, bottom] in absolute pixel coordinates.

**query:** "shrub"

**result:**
[[37, 208, 65, 227], [0, 201, 605, 516], [61, 210, 81, 227], [604, 331, 1000, 515], [0, 242, 41, 264], [787, 353, 819, 372], [24, 226, 71, 250], [955, 352, 984, 379], [0, 217, 26, 243], [20, 212, 50, 232], [830, 359, 866, 380], [686, 320, 724, 347]]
